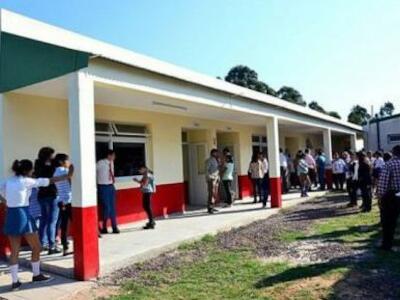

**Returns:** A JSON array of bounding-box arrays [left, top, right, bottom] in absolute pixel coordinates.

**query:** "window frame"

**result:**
[[252, 135, 268, 153], [388, 134, 400, 144], [95, 128, 149, 181]]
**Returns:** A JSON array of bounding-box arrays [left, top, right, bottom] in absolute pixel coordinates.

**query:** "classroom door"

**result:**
[[188, 143, 208, 206]]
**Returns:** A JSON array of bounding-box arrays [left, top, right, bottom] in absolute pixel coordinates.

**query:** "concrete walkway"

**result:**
[[0, 191, 326, 300]]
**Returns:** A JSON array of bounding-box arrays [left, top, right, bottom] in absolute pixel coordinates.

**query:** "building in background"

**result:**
[[364, 114, 400, 151], [0, 9, 363, 280]]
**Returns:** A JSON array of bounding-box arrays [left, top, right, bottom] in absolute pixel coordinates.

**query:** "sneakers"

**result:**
[[207, 208, 219, 214], [100, 228, 109, 234], [48, 247, 62, 255], [112, 228, 120, 234], [32, 273, 52, 283], [143, 222, 155, 230], [11, 281, 22, 291]]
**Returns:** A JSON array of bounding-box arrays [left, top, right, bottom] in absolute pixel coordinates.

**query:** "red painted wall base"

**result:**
[[270, 177, 282, 208], [72, 206, 100, 280], [100, 182, 186, 227], [238, 175, 252, 199]]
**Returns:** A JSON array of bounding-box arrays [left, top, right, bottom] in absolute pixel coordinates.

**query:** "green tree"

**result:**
[[308, 101, 326, 113], [277, 86, 307, 106], [347, 105, 371, 125], [379, 101, 395, 117], [225, 65, 258, 89], [224, 65, 276, 96], [254, 81, 277, 96], [327, 111, 341, 119]]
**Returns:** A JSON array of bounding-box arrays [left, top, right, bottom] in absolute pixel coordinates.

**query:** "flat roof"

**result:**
[[0, 9, 362, 131]]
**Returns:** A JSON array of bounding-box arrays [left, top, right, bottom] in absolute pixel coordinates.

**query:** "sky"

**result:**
[[1, 0, 399, 118]]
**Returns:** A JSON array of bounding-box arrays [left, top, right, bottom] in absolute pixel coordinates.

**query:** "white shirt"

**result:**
[[279, 153, 288, 168], [96, 159, 115, 185], [332, 159, 346, 174], [262, 158, 269, 175], [373, 157, 385, 169], [0, 176, 50, 208]]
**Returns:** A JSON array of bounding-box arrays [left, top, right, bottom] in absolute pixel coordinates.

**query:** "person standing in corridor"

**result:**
[[205, 149, 220, 214], [97, 150, 120, 234]]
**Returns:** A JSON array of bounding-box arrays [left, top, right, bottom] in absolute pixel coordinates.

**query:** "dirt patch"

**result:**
[[216, 195, 362, 263], [262, 272, 343, 300]]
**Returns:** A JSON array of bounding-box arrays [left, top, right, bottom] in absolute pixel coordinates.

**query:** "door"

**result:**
[[188, 143, 208, 206]]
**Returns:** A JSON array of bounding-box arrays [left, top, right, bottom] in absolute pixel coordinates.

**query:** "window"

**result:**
[[252, 135, 268, 155], [388, 134, 400, 144], [96, 122, 148, 177]]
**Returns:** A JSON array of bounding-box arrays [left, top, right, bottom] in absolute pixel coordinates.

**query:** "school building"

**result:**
[[0, 10, 363, 280]]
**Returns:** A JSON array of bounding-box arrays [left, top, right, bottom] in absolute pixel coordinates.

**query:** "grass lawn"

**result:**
[[109, 199, 400, 300]]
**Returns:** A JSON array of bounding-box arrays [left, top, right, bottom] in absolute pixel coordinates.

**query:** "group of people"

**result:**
[[0, 147, 156, 291], [205, 148, 235, 213]]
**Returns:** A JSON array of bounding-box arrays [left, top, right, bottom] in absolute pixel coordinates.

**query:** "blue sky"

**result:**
[[1, 0, 399, 118]]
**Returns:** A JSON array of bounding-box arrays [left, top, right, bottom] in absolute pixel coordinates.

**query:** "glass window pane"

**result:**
[[252, 135, 260, 143], [95, 122, 112, 134], [261, 136, 267, 143], [113, 142, 146, 176], [114, 124, 146, 135]]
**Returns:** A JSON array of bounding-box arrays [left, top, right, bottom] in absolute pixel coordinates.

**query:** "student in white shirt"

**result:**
[[260, 153, 269, 207], [96, 149, 119, 234], [0, 159, 72, 291], [221, 154, 235, 207], [279, 148, 289, 193], [332, 152, 346, 191], [248, 153, 265, 204]]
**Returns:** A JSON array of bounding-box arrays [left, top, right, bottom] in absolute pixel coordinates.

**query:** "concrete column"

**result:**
[[266, 116, 281, 208], [323, 128, 333, 190], [323, 128, 332, 162], [68, 70, 99, 280], [350, 133, 357, 151]]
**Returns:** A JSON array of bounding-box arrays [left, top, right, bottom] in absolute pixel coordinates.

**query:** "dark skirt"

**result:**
[[4, 206, 38, 236]]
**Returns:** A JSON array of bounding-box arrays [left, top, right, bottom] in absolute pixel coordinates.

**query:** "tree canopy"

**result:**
[[224, 65, 276, 96], [347, 105, 371, 125], [327, 111, 341, 119], [308, 101, 326, 113], [379, 101, 395, 117], [276, 86, 307, 106]]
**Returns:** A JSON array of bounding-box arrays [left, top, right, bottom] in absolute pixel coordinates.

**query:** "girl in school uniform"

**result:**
[[0, 159, 72, 290], [134, 165, 156, 230]]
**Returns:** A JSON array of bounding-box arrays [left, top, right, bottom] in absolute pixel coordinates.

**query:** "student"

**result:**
[[332, 152, 346, 191], [53, 154, 73, 256], [304, 149, 316, 188], [221, 154, 234, 207], [372, 151, 385, 186], [357, 151, 373, 212], [205, 149, 220, 214], [97, 150, 120, 234], [134, 165, 156, 229], [248, 153, 264, 204], [260, 153, 269, 207], [297, 153, 310, 197], [279, 149, 289, 193], [34, 147, 60, 254], [0, 160, 72, 290], [315, 150, 326, 191]]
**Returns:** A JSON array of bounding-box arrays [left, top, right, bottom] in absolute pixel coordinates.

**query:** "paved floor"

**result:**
[[0, 191, 326, 299]]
